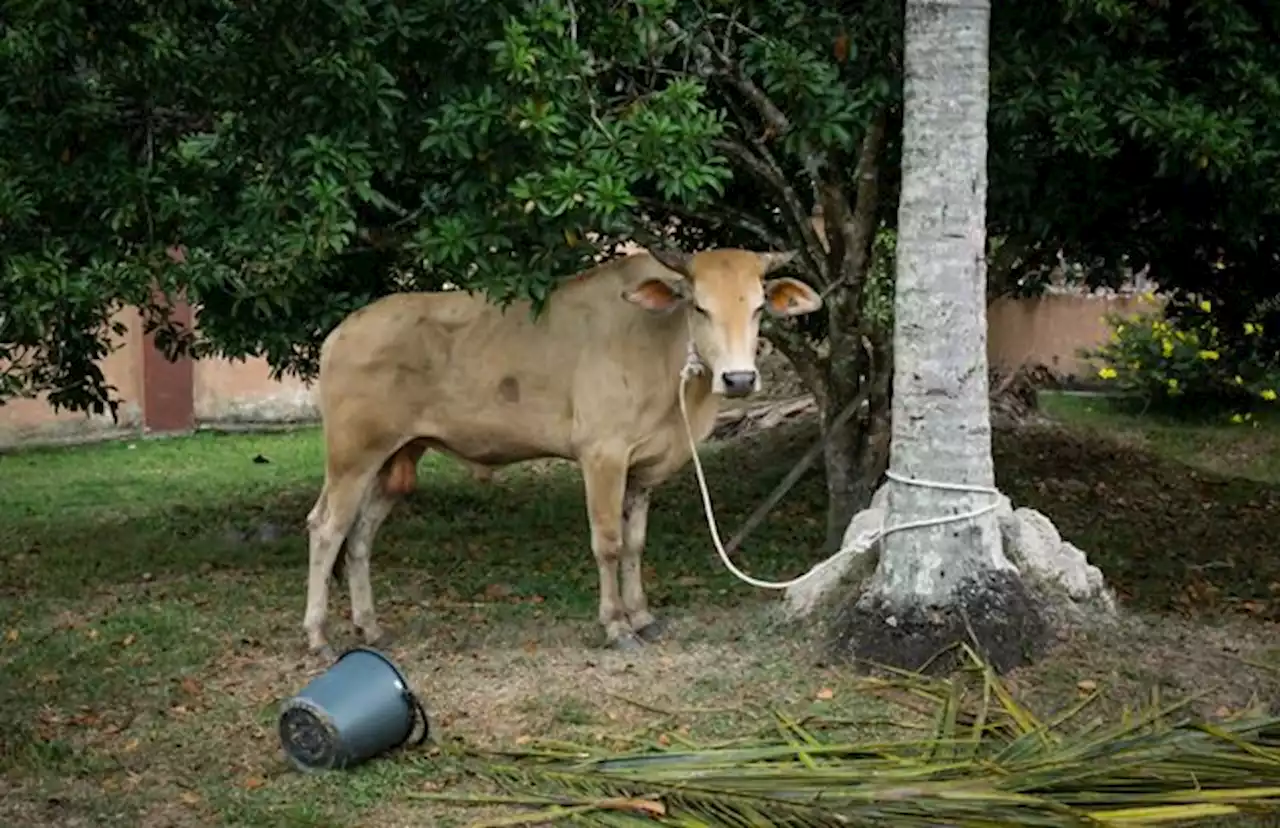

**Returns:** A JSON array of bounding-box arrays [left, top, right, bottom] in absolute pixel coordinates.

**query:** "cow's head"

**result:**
[[625, 247, 823, 398]]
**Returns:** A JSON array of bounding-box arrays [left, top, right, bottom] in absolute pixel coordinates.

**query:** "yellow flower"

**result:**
[[1161, 339, 1174, 357], [1199, 299, 1212, 312], [1198, 350, 1220, 361], [1232, 413, 1245, 424], [1116, 324, 1126, 335], [1098, 366, 1118, 380], [1263, 389, 1278, 401], [1167, 378, 1179, 391], [1141, 291, 1157, 303], [1234, 375, 1244, 385], [1245, 322, 1257, 335]]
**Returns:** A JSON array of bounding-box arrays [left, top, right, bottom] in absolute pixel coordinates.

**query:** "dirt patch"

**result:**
[[833, 568, 1054, 674], [1007, 611, 1280, 722]]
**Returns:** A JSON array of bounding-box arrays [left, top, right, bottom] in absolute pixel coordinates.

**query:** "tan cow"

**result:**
[[302, 247, 822, 656]]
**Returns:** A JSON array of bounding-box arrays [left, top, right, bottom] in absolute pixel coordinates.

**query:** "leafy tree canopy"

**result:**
[[3, 0, 1279, 419], [991, 0, 1280, 309]]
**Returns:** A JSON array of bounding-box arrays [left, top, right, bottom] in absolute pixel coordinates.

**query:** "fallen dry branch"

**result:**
[[425, 645, 1280, 827], [710, 363, 1057, 443], [711, 395, 818, 441]]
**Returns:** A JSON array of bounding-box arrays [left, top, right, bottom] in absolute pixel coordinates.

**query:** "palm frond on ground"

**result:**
[[421, 645, 1280, 827]]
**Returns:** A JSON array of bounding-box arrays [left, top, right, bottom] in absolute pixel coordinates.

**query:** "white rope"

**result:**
[[678, 344, 1001, 592]]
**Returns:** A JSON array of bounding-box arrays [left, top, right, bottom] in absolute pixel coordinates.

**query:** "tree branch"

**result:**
[[662, 18, 823, 200], [712, 137, 829, 283], [662, 17, 828, 266], [820, 109, 889, 297], [764, 325, 827, 406], [636, 197, 788, 251]]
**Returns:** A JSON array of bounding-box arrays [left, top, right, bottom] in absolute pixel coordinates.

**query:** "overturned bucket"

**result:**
[[278, 647, 430, 773]]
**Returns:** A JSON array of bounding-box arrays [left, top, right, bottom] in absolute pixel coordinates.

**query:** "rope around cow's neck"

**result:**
[[677, 338, 1004, 592]]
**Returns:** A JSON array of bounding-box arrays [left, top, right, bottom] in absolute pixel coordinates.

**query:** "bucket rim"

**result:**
[[336, 646, 412, 691], [278, 695, 342, 773]]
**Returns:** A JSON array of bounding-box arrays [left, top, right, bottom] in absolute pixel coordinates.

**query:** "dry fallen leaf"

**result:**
[[816, 687, 835, 701], [180, 677, 202, 696], [242, 776, 266, 790], [121, 634, 136, 647], [4, 628, 18, 643], [1077, 679, 1098, 693], [600, 798, 666, 816], [123, 738, 140, 752], [179, 791, 202, 806]]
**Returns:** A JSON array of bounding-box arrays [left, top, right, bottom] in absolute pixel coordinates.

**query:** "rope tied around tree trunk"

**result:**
[[679, 338, 1001, 591]]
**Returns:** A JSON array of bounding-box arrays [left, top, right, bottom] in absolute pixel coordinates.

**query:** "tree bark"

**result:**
[[831, 0, 1050, 674], [810, 113, 893, 550]]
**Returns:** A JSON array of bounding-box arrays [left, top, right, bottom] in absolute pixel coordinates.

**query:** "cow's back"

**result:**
[[316, 255, 691, 467]]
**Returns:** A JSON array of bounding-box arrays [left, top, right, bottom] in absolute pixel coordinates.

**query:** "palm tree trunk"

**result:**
[[830, 0, 1050, 674]]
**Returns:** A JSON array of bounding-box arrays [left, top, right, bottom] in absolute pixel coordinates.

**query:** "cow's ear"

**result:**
[[646, 246, 695, 279], [624, 276, 689, 314], [764, 277, 823, 317]]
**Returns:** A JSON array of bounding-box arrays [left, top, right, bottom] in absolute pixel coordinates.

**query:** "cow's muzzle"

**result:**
[[720, 370, 758, 398]]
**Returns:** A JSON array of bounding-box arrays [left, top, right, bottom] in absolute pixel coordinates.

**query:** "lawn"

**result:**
[[2, 392, 1280, 827]]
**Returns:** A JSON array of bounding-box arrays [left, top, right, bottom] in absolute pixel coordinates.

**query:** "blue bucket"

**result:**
[[278, 647, 430, 773]]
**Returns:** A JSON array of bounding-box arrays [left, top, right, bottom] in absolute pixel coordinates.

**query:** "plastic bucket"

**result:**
[[278, 647, 430, 772]]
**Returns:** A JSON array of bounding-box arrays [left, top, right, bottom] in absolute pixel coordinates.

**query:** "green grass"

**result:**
[[1039, 391, 1280, 484], [2, 398, 1280, 826]]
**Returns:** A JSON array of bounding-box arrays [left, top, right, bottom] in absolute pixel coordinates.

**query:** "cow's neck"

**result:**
[[674, 320, 717, 440]]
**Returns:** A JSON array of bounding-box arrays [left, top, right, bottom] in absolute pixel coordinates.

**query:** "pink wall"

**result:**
[[0, 292, 1153, 449]]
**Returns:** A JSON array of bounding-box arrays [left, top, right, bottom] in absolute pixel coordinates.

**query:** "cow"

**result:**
[[302, 246, 823, 657]]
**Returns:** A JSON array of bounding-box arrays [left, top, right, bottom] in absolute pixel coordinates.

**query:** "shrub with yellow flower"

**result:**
[[1083, 301, 1280, 421]]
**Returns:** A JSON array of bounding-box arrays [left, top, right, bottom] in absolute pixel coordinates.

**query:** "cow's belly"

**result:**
[[419, 411, 575, 467]]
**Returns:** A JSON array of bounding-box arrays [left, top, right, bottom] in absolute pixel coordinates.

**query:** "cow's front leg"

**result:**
[[581, 451, 643, 650], [620, 486, 665, 642]]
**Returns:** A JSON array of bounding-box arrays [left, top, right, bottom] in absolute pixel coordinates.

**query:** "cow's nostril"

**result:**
[[721, 371, 758, 396]]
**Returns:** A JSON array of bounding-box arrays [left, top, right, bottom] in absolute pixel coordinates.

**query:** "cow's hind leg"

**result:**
[[620, 486, 665, 643], [343, 442, 424, 647], [343, 484, 398, 648], [304, 472, 369, 658], [581, 449, 642, 650]]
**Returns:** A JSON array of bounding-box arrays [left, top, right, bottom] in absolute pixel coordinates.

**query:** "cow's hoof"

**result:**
[[310, 643, 337, 662], [362, 627, 397, 650], [607, 632, 646, 652], [634, 617, 669, 643]]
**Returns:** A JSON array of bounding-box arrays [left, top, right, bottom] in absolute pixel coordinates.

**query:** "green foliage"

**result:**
[[862, 228, 897, 330], [990, 0, 1280, 308], [5, 0, 1280, 424], [0, 0, 899, 414], [1087, 297, 1280, 418]]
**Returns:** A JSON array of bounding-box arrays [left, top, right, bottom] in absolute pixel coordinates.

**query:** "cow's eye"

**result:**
[[693, 305, 710, 317]]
